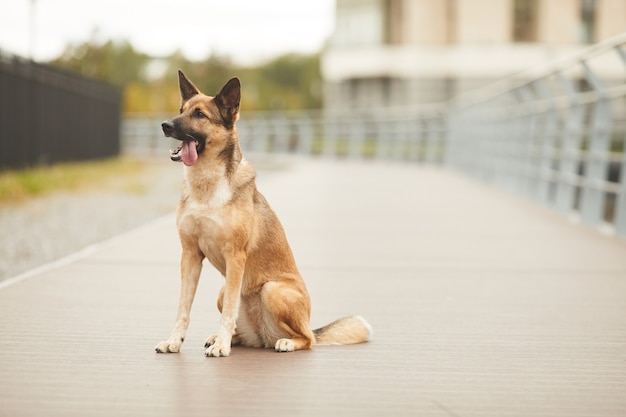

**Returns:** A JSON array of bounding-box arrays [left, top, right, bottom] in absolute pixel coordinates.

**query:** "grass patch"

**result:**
[[0, 157, 147, 204]]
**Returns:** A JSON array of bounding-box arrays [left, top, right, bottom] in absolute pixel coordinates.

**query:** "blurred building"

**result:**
[[321, 0, 626, 109]]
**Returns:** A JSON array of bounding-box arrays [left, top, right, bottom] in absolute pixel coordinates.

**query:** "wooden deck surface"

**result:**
[[1, 157, 625, 417]]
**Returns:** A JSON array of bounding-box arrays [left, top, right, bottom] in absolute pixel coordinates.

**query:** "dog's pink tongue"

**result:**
[[181, 141, 198, 166]]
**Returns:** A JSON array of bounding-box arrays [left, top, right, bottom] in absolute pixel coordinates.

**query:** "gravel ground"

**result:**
[[0, 159, 182, 282], [0, 154, 290, 282]]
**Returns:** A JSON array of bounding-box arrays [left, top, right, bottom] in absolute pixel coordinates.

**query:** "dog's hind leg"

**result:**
[[155, 248, 203, 353], [260, 280, 315, 352]]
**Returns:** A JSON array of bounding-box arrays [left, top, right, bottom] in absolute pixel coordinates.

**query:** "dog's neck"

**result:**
[[181, 136, 245, 200]]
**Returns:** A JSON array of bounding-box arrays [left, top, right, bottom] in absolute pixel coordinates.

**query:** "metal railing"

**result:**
[[122, 33, 626, 238], [446, 33, 626, 238], [122, 107, 446, 163]]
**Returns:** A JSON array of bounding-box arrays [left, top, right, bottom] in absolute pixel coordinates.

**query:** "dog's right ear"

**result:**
[[178, 70, 200, 103]]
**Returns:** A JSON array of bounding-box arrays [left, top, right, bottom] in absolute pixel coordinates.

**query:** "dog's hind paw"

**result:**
[[275, 338, 295, 352]]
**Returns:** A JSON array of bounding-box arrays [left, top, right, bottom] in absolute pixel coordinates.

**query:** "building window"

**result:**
[[446, 0, 457, 44], [512, 0, 538, 42], [384, 0, 403, 44], [580, 0, 596, 43], [332, 0, 386, 47]]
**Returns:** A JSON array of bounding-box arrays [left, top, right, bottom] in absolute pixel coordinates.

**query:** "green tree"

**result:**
[[50, 38, 150, 88], [47, 36, 323, 113], [255, 53, 322, 109]]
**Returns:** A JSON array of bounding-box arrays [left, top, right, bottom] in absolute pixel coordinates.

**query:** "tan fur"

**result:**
[[155, 71, 371, 357]]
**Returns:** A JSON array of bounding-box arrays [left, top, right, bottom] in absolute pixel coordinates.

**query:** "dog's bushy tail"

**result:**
[[313, 315, 372, 346]]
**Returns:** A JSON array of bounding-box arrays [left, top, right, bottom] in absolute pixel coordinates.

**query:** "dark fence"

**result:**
[[0, 52, 122, 170]]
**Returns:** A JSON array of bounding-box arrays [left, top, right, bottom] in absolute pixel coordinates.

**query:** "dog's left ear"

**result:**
[[215, 77, 241, 125]]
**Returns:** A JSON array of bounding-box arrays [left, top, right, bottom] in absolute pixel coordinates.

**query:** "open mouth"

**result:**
[[169, 135, 204, 166]]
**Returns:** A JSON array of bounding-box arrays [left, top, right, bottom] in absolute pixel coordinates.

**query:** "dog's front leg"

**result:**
[[155, 249, 203, 353], [204, 254, 245, 357]]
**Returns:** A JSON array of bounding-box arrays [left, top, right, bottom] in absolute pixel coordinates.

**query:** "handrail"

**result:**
[[449, 31, 626, 109]]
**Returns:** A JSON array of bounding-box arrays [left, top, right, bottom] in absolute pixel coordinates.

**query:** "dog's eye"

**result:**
[[195, 109, 207, 119]]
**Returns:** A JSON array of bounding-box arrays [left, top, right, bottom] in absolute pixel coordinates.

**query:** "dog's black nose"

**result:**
[[161, 121, 174, 136]]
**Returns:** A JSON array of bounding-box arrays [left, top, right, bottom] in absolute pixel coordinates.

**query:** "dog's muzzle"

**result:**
[[162, 120, 204, 166]]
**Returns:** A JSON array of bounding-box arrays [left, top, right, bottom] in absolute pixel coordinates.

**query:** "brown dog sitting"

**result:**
[[155, 71, 371, 357]]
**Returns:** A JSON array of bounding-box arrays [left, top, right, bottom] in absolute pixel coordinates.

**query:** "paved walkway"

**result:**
[[1, 157, 625, 417]]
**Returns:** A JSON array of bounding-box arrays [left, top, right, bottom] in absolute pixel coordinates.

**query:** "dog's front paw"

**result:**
[[155, 338, 183, 353], [275, 338, 295, 352], [204, 334, 231, 357]]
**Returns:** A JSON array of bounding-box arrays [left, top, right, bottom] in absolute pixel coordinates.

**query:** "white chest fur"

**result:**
[[208, 177, 233, 208], [182, 166, 233, 209]]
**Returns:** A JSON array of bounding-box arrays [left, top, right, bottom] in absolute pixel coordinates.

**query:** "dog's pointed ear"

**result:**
[[215, 77, 241, 125], [178, 70, 200, 103]]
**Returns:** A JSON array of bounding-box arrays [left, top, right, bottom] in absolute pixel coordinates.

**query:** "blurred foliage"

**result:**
[[49, 39, 150, 87], [48, 38, 322, 113]]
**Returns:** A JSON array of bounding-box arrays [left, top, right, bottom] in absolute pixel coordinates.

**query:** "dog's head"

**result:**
[[162, 70, 240, 166]]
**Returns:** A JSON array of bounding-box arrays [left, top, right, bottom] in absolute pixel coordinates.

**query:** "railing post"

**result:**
[[347, 115, 365, 158], [396, 118, 412, 160], [613, 44, 626, 238], [271, 116, 289, 153], [375, 118, 388, 160], [322, 114, 339, 157], [408, 118, 424, 162], [579, 61, 612, 228], [554, 72, 585, 216], [255, 118, 271, 153], [295, 115, 315, 155], [533, 78, 559, 205], [615, 145, 626, 238], [424, 117, 438, 164], [444, 108, 464, 171], [514, 86, 540, 200], [390, 118, 403, 160]]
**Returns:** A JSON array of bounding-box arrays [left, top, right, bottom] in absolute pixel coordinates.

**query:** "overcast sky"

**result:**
[[0, 0, 335, 65]]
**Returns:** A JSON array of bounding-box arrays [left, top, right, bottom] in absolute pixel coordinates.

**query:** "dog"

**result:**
[[155, 71, 371, 356]]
